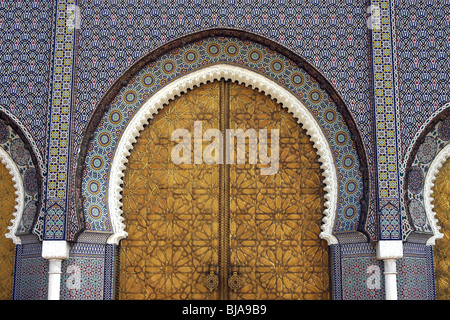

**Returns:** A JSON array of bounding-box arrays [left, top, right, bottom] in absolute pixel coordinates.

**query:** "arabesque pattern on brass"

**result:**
[[119, 80, 329, 300], [228, 82, 329, 300], [431, 158, 450, 300], [0, 161, 16, 300]]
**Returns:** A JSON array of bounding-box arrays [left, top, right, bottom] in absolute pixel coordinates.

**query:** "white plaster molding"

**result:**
[[422, 143, 448, 245], [107, 64, 339, 245], [0, 145, 25, 245], [402, 102, 450, 170]]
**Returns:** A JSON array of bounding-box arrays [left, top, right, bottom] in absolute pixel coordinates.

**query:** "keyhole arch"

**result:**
[[118, 79, 330, 300], [108, 64, 338, 246]]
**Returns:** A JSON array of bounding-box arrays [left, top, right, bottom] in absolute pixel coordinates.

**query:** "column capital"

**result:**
[[376, 240, 403, 260], [42, 240, 70, 260]]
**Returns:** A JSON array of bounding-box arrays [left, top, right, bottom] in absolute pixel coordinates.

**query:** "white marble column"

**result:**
[[42, 241, 70, 300], [376, 240, 403, 300]]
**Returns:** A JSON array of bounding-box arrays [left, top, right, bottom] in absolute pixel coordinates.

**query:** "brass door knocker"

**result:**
[[203, 264, 219, 292], [228, 265, 244, 293]]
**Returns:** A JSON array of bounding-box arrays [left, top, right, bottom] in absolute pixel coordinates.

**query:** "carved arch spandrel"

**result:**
[[75, 30, 369, 244], [107, 64, 338, 245]]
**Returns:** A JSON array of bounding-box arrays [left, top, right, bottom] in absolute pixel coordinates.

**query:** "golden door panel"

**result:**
[[431, 158, 450, 300], [0, 161, 16, 300], [119, 80, 329, 300], [228, 82, 329, 300], [120, 81, 221, 300]]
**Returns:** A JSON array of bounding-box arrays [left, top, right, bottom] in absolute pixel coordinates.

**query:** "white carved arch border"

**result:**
[[423, 143, 448, 245], [107, 64, 339, 245], [0, 145, 25, 245]]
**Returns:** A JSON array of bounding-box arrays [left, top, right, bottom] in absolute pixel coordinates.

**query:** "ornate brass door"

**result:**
[[119, 80, 329, 300]]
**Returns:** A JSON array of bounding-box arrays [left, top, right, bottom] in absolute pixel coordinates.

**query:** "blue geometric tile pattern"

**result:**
[[12, 244, 48, 300], [60, 243, 116, 300], [74, 0, 378, 240], [44, 0, 77, 240], [74, 0, 374, 152], [339, 243, 384, 300], [0, 0, 53, 164], [406, 116, 450, 239], [0, 119, 43, 239], [395, 0, 450, 163], [397, 243, 436, 300], [395, 0, 450, 241], [369, 0, 402, 240], [4, 0, 447, 301]]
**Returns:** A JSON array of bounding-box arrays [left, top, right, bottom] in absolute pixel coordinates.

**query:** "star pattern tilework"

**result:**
[[0, 0, 53, 164]]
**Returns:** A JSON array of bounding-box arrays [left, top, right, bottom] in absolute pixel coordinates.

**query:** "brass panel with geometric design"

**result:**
[[431, 158, 450, 300], [119, 80, 329, 300], [228, 82, 329, 300], [120, 81, 221, 300], [0, 160, 16, 300]]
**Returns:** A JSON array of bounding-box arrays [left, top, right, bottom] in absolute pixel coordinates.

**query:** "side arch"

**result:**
[[404, 103, 450, 244], [75, 29, 369, 245], [0, 111, 44, 243]]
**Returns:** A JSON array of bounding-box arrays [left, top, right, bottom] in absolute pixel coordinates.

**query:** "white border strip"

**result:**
[[106, 64, 339, 245], [423, 143, 447, 245], [0, 146, 25, 245]]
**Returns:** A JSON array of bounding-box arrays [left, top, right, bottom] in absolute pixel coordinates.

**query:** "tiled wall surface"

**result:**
[[4, 0, 449, 300]]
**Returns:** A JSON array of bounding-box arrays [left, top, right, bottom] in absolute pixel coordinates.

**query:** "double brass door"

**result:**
[[119, 80, 329, 300]]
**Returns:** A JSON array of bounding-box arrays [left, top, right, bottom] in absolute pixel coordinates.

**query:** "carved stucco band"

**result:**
[[423, 143, 448, 245], [107, 64, 339, 245], [0, 145, 25, 245]]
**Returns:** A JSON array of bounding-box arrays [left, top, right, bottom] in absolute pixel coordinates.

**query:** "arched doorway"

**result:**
[[118, 80, 329, 300], [431, 157, 450, 300], [0, 159, 17, 300]]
